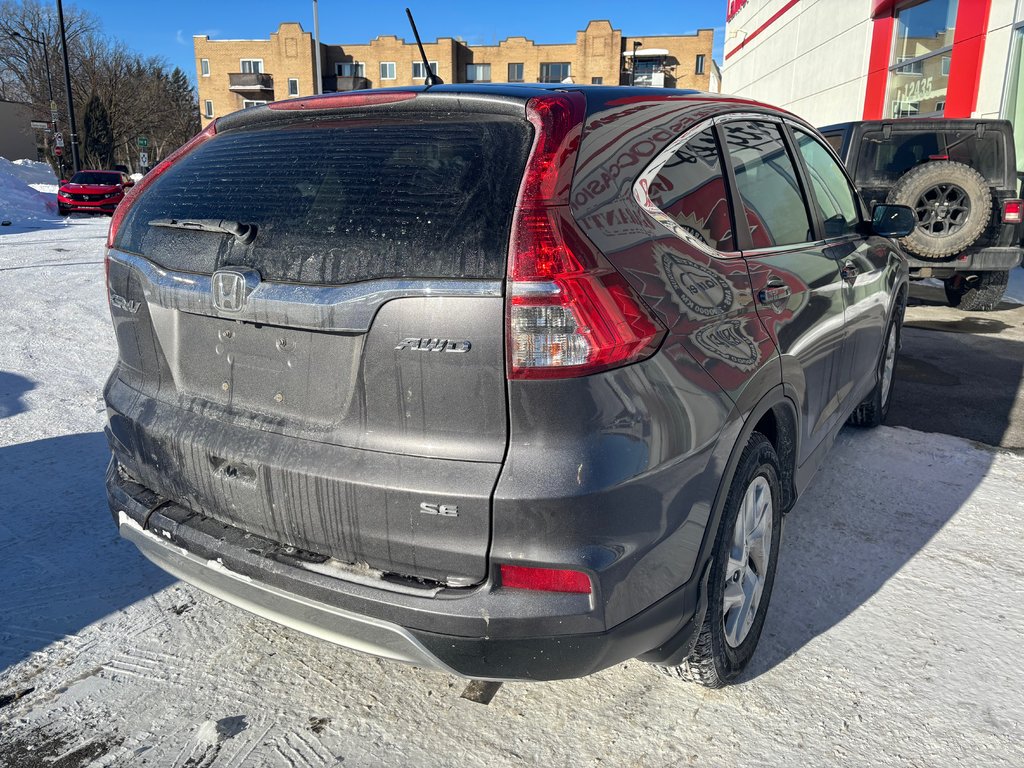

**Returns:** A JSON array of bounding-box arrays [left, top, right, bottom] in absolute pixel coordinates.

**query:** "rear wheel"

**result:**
[[659, 433, 782, 687], [849, 316, 900, 428], [943, 270, 1009, 312]]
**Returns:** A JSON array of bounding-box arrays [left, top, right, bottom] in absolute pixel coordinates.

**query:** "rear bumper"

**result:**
[[108, 461, 701, 681], [907, 246, 1022, 274]]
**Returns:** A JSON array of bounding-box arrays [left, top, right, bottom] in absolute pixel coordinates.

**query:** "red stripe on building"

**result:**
[[944, 0, 992, 117], [863, 13, 894, 119], [724, 0, 801, 61]]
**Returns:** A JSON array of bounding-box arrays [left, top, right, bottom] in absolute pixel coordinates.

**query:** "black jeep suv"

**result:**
[[104, 85, 912, 687], [820, 119, 1023, 311]]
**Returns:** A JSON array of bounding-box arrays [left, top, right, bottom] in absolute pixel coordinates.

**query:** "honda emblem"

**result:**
[[211, 268, 260, 312]]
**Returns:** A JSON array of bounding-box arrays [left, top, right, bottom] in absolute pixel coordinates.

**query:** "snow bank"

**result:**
[[0, 156, 61, 227]]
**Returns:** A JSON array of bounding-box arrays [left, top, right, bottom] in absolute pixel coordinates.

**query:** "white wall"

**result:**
[[723, 0, 875, 125]]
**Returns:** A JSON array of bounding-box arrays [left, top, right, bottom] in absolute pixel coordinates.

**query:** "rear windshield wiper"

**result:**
[[148, 218, 257, 245]]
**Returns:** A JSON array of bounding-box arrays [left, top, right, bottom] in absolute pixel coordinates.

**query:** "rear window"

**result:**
[[855, 130, 1005, 187], [114, 113, 533, 284]]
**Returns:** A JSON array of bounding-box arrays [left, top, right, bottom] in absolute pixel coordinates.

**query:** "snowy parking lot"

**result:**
[[2, 215, 1024, 766]]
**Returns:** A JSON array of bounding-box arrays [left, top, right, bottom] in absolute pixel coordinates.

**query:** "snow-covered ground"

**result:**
[[0, 157, 63, 231], [1, 220, 1023, 766]]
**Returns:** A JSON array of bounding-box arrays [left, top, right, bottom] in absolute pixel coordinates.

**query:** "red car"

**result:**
[[57, 170, 134, 215]]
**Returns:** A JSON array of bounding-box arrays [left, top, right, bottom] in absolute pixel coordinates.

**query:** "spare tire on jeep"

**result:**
[[886, 160, 990, 259]]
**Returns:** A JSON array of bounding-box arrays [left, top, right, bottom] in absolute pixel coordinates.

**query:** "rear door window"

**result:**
[[721, 120, 814, 249], [113, 113, 533, 284]]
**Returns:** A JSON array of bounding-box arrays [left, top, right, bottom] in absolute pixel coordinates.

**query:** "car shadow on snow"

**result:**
[[0, 432, 174, 671], [0, 372, 35, 419], [746, 421, 996, 680]]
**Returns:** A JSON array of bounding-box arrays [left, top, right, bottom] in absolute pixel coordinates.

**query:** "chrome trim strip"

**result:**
[[108, 249, 504, 333]]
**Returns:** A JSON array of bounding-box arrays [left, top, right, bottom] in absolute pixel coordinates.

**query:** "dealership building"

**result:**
[[723, 0, 1024, 172]]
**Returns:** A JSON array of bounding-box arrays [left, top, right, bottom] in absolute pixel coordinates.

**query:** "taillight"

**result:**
[[499, 564, 592, 594], [1003, 199, 1023, 225], [506, 94, 665, 380], [268, 91, 416, 111], [106, 120, 218, 251]]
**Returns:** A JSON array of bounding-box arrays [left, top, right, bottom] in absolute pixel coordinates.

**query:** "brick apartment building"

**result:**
[[194, 20, 719, 124]]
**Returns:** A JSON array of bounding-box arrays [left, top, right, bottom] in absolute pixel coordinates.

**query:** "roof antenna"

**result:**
[[405, 7, 443, 86]]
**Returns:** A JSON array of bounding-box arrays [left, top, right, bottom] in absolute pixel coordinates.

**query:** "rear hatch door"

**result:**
[[107, 98, 531, 585]]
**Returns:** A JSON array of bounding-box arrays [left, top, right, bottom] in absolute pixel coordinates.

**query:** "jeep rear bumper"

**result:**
[[907, 246, 1022, 274], [108, 460, 701, 681]]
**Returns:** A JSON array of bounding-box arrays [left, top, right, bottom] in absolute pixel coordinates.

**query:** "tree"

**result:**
[[82, 93, 113, 168]]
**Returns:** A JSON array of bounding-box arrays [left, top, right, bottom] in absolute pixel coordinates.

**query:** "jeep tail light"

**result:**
[[106, 120, 218, 251], [1003, 199, 1023, 225], [499, 564, 592, 594], [506, 94, 665, 380]]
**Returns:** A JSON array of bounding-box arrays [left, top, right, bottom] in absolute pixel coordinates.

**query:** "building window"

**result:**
[[591, 77, 603, 84], [336, 62, 365, 78], [540, 62, 571, 83], [200, 58, 210, 77], [695, 54, 705, 75], [508, 63, 524, 82], [288, 78, 299, 96], [204, 100, 213, 118], [380, 61, 396, 80], [412, 61, 438, 79], [886, 0, 957, 118], [242, 100, 268, 108], [240, 59, 264, 74], [465, 64, 491, 83]]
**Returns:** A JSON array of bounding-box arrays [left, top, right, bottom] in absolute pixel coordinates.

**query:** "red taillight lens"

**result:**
[[268, 91, 416, 111], [499, 564, 592, 594], [506, 94, 665, 380], [106, 120, 218, 251], [1003, 199, 1023, 225]]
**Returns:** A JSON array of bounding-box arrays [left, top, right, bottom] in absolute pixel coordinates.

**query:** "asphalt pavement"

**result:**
[[890, 282, 1024, 450]]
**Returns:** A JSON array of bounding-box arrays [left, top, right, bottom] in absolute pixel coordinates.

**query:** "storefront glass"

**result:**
[[886, 0, 959, 117], [1005, 24, 1024, 188]]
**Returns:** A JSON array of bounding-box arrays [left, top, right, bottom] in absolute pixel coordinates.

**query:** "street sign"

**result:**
[[54, 132, 64, 148], [30, 121, 49, 130], [54, 147, 63, 156], [50, 110, 58, 123], [137, 136, 149, 148], [139, 151, 149, 167]]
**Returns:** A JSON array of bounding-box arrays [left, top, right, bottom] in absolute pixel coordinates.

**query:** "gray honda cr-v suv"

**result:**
[[104, 84, 913, 687]]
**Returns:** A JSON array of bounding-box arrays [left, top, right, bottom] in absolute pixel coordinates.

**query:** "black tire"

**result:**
[[943, 270, 1009, 312], [848, 312, 901, 428], [887, 161, 990, 259], [660, 433, 782, 687]]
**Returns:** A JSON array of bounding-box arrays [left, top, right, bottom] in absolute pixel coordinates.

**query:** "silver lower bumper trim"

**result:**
[[119, 513, 464, 677]]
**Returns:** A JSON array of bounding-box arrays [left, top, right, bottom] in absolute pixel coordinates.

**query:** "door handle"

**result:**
[[841, 261, 859, 281], [757, 279, 791, 305]]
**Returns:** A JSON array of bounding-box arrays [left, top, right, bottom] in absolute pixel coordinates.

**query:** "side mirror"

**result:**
[[123, 180, 134, 188], [60, 179, 69, 185], [871, 204, 916, 238]]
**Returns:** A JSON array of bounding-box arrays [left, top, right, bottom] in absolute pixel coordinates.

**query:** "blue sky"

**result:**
[[81, 0, 726, 81]]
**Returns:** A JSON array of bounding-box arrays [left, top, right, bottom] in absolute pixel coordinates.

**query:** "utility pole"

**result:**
[[55, 0, 81, 173], [312, 0, 322, 95], [631, 41, 643, 86]]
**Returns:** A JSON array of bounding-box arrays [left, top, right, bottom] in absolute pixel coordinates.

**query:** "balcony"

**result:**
[[228, 72, 274, 93], [322, 75, 371, 93]]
